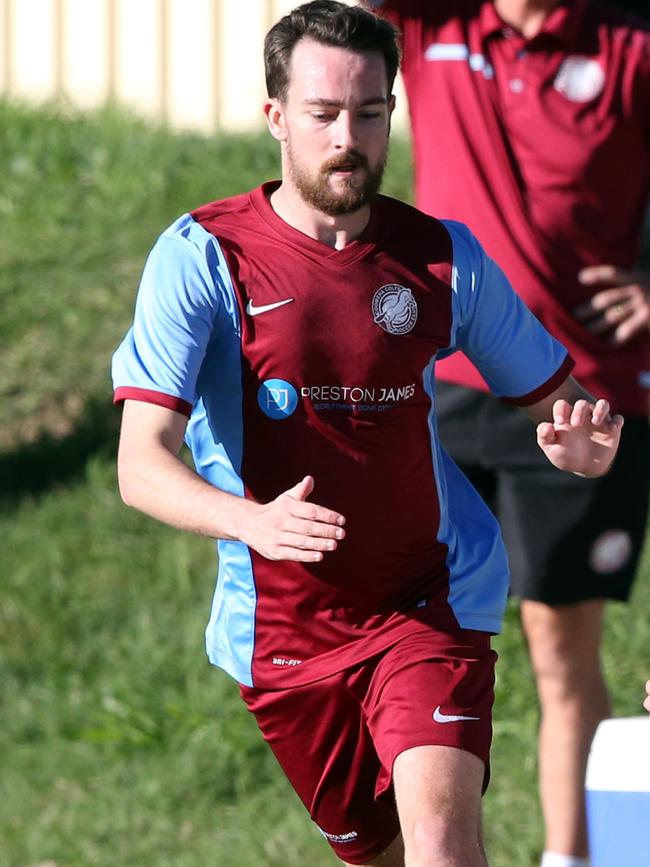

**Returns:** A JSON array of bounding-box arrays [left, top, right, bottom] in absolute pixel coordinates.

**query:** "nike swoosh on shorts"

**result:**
[[432, 705, 480, 723]]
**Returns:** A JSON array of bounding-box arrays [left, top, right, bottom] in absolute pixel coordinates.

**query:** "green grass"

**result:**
[[0, 99, 648, 867]]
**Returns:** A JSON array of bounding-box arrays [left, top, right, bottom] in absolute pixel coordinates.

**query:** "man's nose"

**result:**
[[332, 112, 358, 150]]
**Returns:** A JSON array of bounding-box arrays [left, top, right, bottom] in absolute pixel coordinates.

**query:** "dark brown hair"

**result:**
[[264, 1, 400, 101]]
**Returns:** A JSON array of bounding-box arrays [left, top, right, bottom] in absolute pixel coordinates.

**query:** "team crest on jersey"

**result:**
[[372, 284, 418, 335], [553, 57, 605, 102]]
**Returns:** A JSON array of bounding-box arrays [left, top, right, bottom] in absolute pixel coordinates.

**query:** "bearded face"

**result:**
[[285, 139, 388, 216], [268, 40, 394, 220]]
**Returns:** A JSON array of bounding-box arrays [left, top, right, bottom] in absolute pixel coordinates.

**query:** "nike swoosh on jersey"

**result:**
[[246, 298, 294, 316], [432, 706, 480, 723]]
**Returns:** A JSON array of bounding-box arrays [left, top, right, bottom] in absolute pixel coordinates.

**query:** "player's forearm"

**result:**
[[523, 375, 595, 425], [117, 442, 254, 542], [115, 401, 345, 562]]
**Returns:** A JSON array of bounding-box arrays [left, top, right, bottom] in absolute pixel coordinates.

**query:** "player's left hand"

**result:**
[[536, 398, 623, 478], [574, 266, 650, 345]]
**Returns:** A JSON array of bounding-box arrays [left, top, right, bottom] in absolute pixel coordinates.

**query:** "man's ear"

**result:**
[[264, 98, 287, 142]]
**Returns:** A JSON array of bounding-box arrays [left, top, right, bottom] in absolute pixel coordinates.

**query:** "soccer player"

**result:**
[[112, 3, 623, 865], [367, 1, 650, 864]]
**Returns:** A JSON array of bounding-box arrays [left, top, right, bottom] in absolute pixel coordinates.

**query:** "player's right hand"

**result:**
[[536, 397, 623, 478], [238, 475, 346, 562]]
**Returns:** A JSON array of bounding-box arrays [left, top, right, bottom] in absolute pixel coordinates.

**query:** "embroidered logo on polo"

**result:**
[[554, 57, 605, 102], [372, 284, 418, 335]]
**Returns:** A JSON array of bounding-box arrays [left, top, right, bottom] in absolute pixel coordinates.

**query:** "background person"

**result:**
[[368, 2, 650, 866], [112, 3, 623, 865]]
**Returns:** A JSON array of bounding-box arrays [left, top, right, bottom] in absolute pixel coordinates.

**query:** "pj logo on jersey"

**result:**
[[257, 379, 299, 420]]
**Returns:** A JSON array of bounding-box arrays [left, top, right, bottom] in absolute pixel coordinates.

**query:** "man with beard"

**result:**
[[112, 3, 623, 865]]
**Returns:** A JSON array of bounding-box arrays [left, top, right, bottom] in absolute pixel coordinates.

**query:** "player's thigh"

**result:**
[[393, 745, 485, 861], [520, 598, 606, 681], [363, 631, 494, 864], [497, 417, 650, 604], [239, 674, 400, 865], [366, 629, 496, 797], [342, 833, 404, 867]]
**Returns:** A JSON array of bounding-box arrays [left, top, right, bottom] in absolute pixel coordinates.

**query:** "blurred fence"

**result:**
[[0, 0, 407, 132]]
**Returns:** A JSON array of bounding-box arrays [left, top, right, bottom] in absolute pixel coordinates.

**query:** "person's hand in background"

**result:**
[[575, 266, 650, 345]]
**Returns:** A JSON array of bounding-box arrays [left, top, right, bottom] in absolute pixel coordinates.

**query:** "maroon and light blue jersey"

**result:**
[[372, 0, 650, 414], [112, 183, 572, 688]]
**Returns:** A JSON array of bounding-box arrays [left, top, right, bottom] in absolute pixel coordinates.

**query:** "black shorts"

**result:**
[[435, 382, 649, 605]]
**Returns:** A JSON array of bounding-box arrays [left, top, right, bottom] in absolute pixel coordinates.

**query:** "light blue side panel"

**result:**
[[188, 401, 257, 688], [112, 212, 257, 686], [177, 227, 257, 687], [423, 357, 509, 632]]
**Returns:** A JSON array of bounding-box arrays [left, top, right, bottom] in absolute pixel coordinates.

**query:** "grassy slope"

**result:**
[[0, 101, 647, 867]]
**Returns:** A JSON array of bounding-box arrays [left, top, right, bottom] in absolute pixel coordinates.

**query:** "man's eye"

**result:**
[[359, 111, 382, 120], [312, 112, 335, 122]]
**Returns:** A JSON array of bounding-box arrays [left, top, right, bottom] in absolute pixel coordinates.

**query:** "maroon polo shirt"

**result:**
[[376, 0, 650, 414]]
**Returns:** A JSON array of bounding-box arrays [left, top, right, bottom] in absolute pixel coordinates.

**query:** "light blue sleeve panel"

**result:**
[[441, 220, 570, 400], [111, 214, 238, 408]]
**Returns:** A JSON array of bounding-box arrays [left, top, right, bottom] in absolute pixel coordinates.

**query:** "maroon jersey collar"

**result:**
[[249, 180, 385, 266]]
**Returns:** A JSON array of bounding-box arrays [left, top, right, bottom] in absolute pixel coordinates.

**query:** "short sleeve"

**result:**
[[112, 214, 239, 416], [441, 220, 574, 404]]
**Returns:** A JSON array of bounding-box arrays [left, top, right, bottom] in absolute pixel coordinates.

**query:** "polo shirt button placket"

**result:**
[[497, 31, 529, 110]]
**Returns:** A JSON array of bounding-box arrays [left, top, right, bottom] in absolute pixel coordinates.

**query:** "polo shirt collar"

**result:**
[[479, 0, 589, 47]]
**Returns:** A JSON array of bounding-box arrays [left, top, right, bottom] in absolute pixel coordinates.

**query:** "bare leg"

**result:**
[[393, 744, 488, 867], [343, 833, 405, 867], [344, 792, 487, 867], [521, 599, 610, 858]]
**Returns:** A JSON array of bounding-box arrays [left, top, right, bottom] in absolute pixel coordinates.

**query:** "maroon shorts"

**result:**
[[240, 627, 496, 864]]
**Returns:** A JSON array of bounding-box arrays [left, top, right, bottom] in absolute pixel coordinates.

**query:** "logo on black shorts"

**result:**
[[589, 529, 632, 574]]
